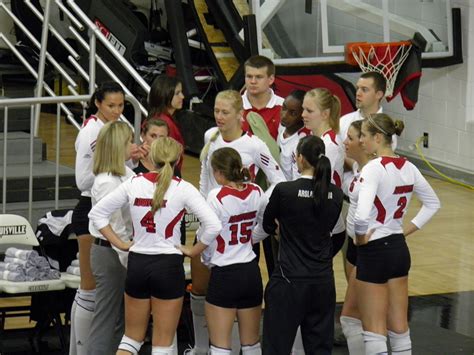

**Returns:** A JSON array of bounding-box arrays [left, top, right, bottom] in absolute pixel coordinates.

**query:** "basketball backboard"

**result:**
[[250, 0, 458, 67]]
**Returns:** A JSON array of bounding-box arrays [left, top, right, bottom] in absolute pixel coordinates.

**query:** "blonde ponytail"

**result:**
[[149, 137, 182, 214]]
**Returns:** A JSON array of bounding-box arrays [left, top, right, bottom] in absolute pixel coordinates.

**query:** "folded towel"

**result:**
[[4, 256, 27, 266], [48, 269, 61, 280], [25, 266, 40, 280], [26, 256, 50, 269], [66, 266, 80, 276], [0, 262, 24, 273], [0, 270, 26, 282], [5, 247, 39, 261], [71, 259, 80, 267]]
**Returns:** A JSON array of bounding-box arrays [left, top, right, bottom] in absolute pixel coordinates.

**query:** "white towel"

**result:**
[[71, 259, 80, 267], [5, 247, 39, 261], [0, 270, 26, 282], [4, 256, 27, 266], [66, 265, 80, 276], [0, 262, 24, 273]]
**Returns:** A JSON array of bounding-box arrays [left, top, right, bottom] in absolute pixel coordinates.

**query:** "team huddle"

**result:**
[[69, 56, 440, 355]]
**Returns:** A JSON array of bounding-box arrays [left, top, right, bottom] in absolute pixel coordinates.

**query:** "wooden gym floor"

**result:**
[[1, 113, 473, 353]]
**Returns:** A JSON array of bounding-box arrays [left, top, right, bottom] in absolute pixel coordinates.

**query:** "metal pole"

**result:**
[[55, 0, 84, 30], [29, 105, 34, 222], [2, 107, 7, 214], [34, 0, 52, 137], [89, 31, 96, 95], [55, 104, 61, 210]]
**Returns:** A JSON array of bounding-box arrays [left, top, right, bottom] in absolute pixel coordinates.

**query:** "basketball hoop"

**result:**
[[345, 41, 412, 97]]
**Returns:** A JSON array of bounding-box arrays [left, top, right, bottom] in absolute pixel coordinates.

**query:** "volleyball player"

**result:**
[[180, 147, 266, 355], [354, 114, 440, 354], [70, 81, 126, 355], [189, 90, 285, 355], [261, 135, 343, 355], [87, 121, 135, 355], [241, 55, 284, 140], [89, 137, 221, 355], [302, 88, 346, 255], [339, 120, 374, 354], [277, 90, 310, 181]]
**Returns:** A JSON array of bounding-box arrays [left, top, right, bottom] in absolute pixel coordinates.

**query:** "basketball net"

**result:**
[[351, 43, 412, 97]]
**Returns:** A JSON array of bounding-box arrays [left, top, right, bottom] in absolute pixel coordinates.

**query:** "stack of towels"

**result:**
[[66, 259, 80, 276], [0, 247, 61, 282]]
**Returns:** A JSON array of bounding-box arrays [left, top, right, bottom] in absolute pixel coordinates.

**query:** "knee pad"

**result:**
[[242, 342, 261, 355], [118, 335, 143, 355], [363, 331, 387, 354], [388, 329, 411, 354], [340, 316, 363, 337], [190, 293, 206, 316], [210, 345, 232, 354], [152, 345, 175, 354]]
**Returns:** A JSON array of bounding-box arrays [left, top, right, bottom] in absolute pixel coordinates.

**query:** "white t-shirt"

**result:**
[[199, 128, 286, 198], [199, 183, 267, 267], [321, 129, 345, 234], [89, 172, 222, 255], [277, 125, 311, 181], [74, 115, 104, 196], [354, 156, 440, 242]]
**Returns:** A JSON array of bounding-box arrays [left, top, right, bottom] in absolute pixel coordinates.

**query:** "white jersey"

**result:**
[[354, 156, 440, 242], [89, 167, 135, 242], [74, 115, 104, 196], [277, 126, 311, 181], [199, 183, 267, 267], [89, 172, 221, 255], [199, 127, 286, 198], [346, 165, 362, 239], [322, 129, 345, 234], [338, 108, 398, 150]]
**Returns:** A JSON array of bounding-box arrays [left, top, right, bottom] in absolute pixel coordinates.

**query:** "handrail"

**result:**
[[24, 0, 80, 60], [66, 0, 151, 94], [0, 94, 142, 221], [67, 25, 148, 117], [0, 33, 80, 129], [0, 2, 77, 89]]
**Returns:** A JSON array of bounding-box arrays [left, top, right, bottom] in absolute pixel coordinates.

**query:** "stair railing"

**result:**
[[0, 94, 142, 222]]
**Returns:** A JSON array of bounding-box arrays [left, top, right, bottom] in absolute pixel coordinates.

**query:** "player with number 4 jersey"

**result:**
[[89, 137, 221, 355]]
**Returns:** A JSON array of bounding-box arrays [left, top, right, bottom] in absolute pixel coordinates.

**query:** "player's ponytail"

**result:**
[[296, 136, 331, 212], [86, 81, 125, 118], [211, 147, 249, 184], [365, 113, 405, 145], [149, 137, 182, 214]]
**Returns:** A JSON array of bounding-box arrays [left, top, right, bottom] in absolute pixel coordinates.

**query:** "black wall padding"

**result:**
[[205, 0, 247, 62], [164, 0, 200, 98]]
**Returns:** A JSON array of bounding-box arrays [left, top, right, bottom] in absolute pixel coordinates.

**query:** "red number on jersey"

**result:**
[[229, 221, 253, 245], [393, 196, 408, 219], [140, 211, 156, 233]]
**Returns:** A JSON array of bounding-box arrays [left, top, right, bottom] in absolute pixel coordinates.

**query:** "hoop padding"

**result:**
[[345, 41, 412, 97]]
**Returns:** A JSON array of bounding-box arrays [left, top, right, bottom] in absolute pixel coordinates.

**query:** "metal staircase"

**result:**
[[0, 0, 147, 226]]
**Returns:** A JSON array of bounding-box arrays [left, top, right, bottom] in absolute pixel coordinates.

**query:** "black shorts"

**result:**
[[356, 234, 410, 284], [331, 231, 346, 257], [72, 196, 92, 236], [125, 252, 185, 300], [206, 258, 263, 309], [346, 237, 357, 266]]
